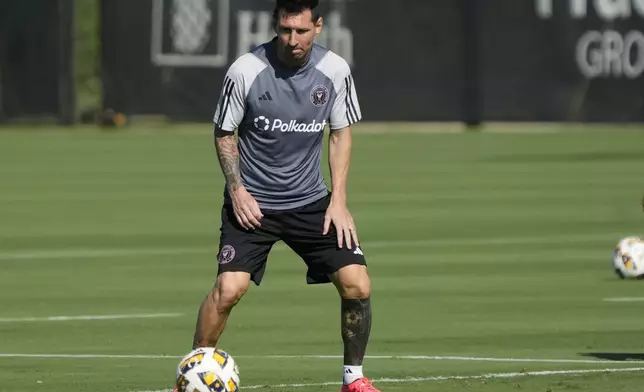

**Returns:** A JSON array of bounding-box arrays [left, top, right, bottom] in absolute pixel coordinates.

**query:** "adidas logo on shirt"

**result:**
[[258, 91, 273, 101]]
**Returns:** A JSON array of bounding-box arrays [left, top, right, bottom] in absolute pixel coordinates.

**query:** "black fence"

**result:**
[[0, 0, 75, 124], [101, 0, 468, 122], [481, 0, 644, 122], [100, 0, 644, 123]]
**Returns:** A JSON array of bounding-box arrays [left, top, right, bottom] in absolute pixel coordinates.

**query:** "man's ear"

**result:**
[[315, 16, 323, 35]]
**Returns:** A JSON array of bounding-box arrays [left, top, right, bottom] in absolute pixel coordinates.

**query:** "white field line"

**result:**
[[0, 353, 180, 359], [0, 313, 182, 323], [2, 353, 644, 365], [0, 247, 210, 260], [134, 367, 644, 391], [0, 233, 612, 261], [603, 297, 644, 302]]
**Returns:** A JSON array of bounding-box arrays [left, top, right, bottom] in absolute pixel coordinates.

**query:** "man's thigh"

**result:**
[[280, 194, 367, 284], [217, 204, 279, 286]]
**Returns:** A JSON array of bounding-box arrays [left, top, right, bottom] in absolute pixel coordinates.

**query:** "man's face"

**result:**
[[275, 8, 322, 66]]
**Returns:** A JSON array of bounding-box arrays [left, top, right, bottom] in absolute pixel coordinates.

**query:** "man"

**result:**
[[186, 0, 379, 391]]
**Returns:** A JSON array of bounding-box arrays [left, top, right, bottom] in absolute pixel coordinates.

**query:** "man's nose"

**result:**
[[288, 32, 297, 47]]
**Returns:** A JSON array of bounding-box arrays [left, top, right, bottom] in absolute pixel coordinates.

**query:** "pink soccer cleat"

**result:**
[[341, 377, 381, 392]]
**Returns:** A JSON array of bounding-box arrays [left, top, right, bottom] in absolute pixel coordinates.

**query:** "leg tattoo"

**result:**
[[341, 297, 372, 366]]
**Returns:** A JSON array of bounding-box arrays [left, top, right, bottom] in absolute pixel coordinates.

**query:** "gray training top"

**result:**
[[212, 38, 362, 210]]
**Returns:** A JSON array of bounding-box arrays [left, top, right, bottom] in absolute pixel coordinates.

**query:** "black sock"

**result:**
[[341, 297, 372, 366]]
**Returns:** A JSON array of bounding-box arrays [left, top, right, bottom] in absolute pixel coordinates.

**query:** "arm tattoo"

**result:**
[[341, 297, 372, 366], [215, 135, 242, 191]]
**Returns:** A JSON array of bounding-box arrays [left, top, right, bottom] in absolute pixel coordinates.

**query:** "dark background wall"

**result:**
[[0, 0, 74, 122], [3, 0, 643, 123]]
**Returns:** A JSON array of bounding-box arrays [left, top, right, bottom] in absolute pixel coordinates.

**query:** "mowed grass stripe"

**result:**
[[0, 233, 615, 260], [2, 353, 644, 365], [133, 367, 644, 392], [1, 126, 643, 392]]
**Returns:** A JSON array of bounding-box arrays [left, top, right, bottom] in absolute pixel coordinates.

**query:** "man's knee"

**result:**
[[210, 271, 251, 312], [332, 265, 371, 299]]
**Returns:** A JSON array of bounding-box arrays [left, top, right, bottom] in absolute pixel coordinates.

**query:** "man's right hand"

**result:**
[[230, 186, 263, 230]]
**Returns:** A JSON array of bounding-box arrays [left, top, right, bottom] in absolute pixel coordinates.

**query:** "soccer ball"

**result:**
[[612, 236, 644, 279], [175, 347, 240, 392]]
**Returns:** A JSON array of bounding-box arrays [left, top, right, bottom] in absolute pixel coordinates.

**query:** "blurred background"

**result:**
[[1, 0, 643, 125], [1, 1, 644, 392]]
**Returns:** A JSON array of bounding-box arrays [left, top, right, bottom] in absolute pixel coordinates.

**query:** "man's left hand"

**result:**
[[323, 200, 359, 249]]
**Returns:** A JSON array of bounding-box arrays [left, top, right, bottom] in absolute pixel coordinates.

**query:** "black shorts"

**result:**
[[215, 193, 367, 285]]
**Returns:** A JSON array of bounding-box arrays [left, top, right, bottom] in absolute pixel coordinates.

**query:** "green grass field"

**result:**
[[1, 123, 644, 392]]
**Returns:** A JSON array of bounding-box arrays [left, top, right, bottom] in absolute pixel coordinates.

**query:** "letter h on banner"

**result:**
[[236, 11, 273, 59]]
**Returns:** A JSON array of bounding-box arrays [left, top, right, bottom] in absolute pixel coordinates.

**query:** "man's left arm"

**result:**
[[324, 126, 357, 249], [323, 60, 362, 249]]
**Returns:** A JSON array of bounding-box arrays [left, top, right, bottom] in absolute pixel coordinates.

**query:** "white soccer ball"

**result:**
[[612, 236, 644, 279], [175, 347, 240, 392]]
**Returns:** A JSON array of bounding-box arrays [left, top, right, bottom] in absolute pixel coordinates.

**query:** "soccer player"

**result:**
[[184, 0, 379, 391]]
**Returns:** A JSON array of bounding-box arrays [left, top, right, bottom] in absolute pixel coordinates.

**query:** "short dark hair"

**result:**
[[273, 0, 321, 23]]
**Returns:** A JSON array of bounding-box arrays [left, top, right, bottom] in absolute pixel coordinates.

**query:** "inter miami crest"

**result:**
[[310, 85, 329, 107], [219, 244, 235, 264]]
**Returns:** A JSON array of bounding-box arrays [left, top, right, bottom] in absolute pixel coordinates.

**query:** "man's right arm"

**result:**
[[212, 68, 245, 194], [214, 133, 242, 193], [212, 56, 265, 229], [214, 131, 262, 229]]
